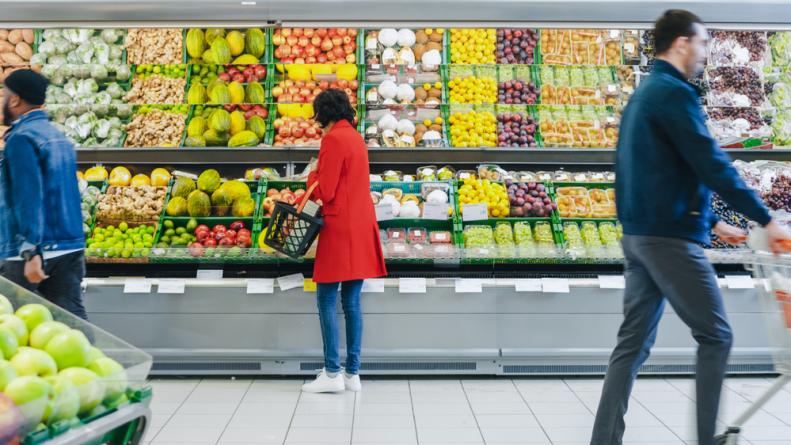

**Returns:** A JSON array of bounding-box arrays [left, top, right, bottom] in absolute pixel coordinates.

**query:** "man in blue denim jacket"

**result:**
[[0, 69, 87, 319]]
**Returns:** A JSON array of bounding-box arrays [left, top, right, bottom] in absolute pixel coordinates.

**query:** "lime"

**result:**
[[106, 225, 115, 232], [186, 218, 198, 232], [176, 227, 187, 235], [164, 220, 174, 229], [164, 229, 176, 237], [119, 222, 129, 232], [161, 236, 171, 244]]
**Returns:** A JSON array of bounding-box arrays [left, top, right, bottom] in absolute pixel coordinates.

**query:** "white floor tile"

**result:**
[[352, 428, 417, 443], [227, 412, 293, 429], [354, 402, 414, 416], [744, 425, 791, 441], [175, 402, 239, 415], [412, 403, 473, 416], [356, 391, 413, 404], [622, 426, 681, 442], [462, 379, 519, 392], [543, 426, 595, 443], [233, 402, 297, 417], [417, 427, 484, 443], [152, 426, 224, 444], [535, 413, 594, 428], [353, 414, 415, 429], [529, 401, 591, 415], [414, 414, 478, 429], [290, 413, 354, 428], [218, 427, 288, 443], [294, 400, 355, 414], [466, 391, 526, 404], [476, 414, 540, 429], [470, 402, 532, 415], [285, 427, 351, 443], [164, 413, 232, 428], [241, 390, 301, 403], [149, 402, 182, 417], [480, 427, 550, 443]]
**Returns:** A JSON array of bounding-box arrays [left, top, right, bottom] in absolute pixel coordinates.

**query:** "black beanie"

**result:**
[[4, 69, 49, 106]]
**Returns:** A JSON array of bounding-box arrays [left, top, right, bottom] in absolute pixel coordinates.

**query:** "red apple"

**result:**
[[219, 237, 235, 248], [237, 228, 251, 238], [317, 54, 328, 63], [337, 28, 348, 37], [281, 29, 292, 37], [306, 56, 317, 64], [203, 238, 217, 248], [218, 72, 231, 82], [298, 36, 309, 47], [331, 36, 342, 47], [188, 242, 204, 258], [233, 73, 245, 83], [230, 221, 245, 231], [342, 36, 352, 45], [254, 66, 267, 78], [345, 53, 356, 63], [245, 111, 256, 120], [292, 28, 303, 37], [320, 38, 333, 52], [316, 28, 328, 38]]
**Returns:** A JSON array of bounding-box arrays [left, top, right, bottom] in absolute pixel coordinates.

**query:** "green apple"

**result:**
[[0, 314, 28, 346], [0, 326, 18, 360], [0, 294, 13, 315], [57, 368, 105, 415], [3, 375, 51, 428], [85, 347, 105, 367], [45, 330, 91, 370], [29, 321, 69, 350], [0, 359, 17, 391], [14, 304, 53, 333], [42, 375, 80, 424], [10, 347, 57, 377], [87, 357, 127, 403]]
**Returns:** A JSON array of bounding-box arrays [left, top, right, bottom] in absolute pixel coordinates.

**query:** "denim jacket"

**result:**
[[0, 110, 84, 259]]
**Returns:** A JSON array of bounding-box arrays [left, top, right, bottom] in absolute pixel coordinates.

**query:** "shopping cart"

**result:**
[[715, 228, 791, 445]]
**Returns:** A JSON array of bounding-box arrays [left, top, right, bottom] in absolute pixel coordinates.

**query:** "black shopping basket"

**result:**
[[263, 182, 323, 259]]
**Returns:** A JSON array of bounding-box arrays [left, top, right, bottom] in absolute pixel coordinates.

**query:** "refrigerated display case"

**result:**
[[1, 0, 791, 375]]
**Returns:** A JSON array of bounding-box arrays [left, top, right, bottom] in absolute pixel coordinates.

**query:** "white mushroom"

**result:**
[[378, 29, 399, 47], [397, 29, 417, 47]]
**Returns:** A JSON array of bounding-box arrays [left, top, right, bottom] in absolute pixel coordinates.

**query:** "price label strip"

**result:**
[[247, 279, 274, 294], [277, 273, 305, 291], [541, 278, 570, 293], [455, 279, 483, 293], [399, 278, 427, 294], [123, 279, 151, 294], [362, 279, 385, 293], [158, 279, 185, 294]]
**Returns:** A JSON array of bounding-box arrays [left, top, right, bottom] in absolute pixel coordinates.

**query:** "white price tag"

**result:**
[[609, 30, 621, 39], [607, 84, 617, 94], [196, 269, 223, 280], [399, 278, 427, 294], [423, 203, 449, 220], [598, 275, 626, 289], [277, 273, 305, 291], [157, 279, 185, 294], [375, 204, 395, 221], [123, 279, 151, 294], [541, 278, 570, 293], [624, 43, 635, 53], [455, 279, 483, 293], [362, 279, 385, 293], [247, 279, 275, 294], [725, 275, 754, 289], [515, 279, 542, 292], [463, 203, 489, 221]]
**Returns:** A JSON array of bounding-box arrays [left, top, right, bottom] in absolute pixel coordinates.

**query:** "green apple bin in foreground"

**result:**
[[0, 277, 153, 445]]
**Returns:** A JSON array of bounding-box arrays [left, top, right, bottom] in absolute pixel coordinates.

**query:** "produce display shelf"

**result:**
[[184, 104, 273, 147], [181, 27, 271, 64]]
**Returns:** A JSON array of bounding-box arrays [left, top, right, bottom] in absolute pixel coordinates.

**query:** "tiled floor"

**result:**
[[142, 376, 791, 445]]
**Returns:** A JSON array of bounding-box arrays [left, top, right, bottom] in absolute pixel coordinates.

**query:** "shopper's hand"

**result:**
[[713, 221, 748, 245], [764, 220, 791, 254], [24, 255, 48, 284]]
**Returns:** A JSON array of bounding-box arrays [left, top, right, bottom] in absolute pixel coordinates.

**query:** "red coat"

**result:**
[[307, 120, 387, 283]]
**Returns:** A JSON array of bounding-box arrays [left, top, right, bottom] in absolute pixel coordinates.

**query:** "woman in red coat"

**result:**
[[302, 89, 386, 394]]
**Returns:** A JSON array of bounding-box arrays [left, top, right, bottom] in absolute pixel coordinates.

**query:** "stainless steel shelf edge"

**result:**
[[4, 0, 791, 27], [61, 148, 791, 165]]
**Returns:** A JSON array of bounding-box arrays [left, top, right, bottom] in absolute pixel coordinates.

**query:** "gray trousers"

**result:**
[[591, 235, 733, 445]]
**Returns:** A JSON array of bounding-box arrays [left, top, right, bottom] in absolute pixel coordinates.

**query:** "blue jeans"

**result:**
[[316, 280, 364, 375], [591, 235, 733, 445]]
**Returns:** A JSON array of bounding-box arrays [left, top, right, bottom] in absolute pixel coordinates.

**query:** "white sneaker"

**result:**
[[302, 369, 344, 393], [343, 373, 361, 392]]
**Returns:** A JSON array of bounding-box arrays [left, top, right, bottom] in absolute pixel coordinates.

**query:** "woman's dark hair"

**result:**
[[313, 89, 356, 128], [654, 9, 704, 55]]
